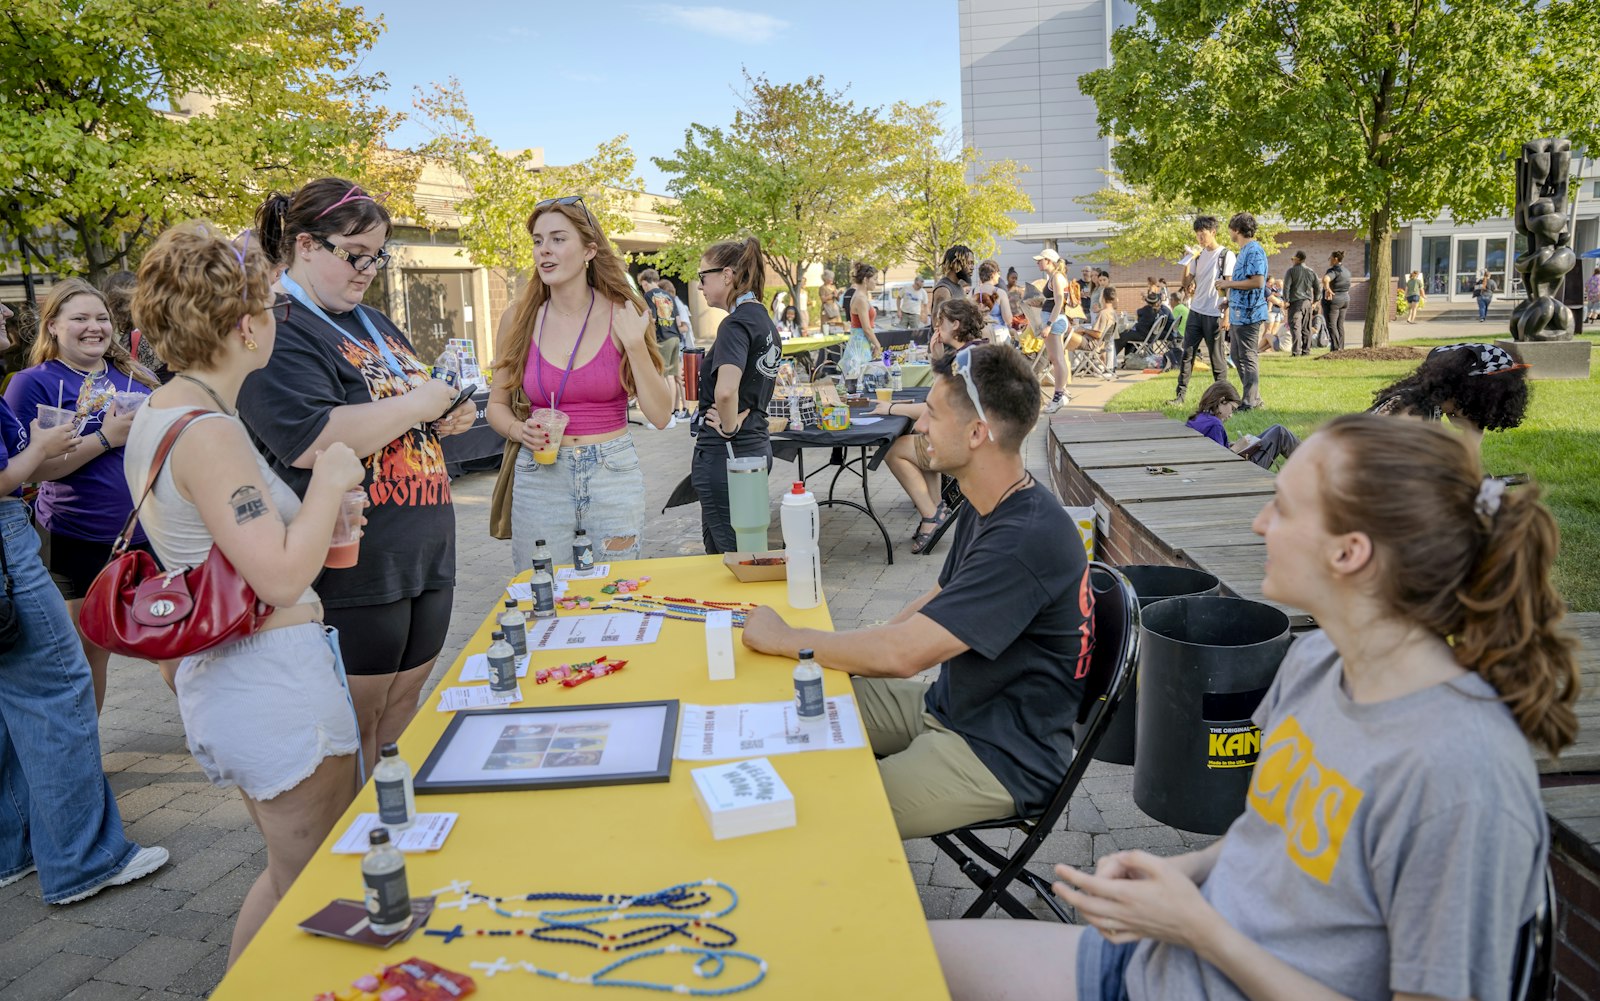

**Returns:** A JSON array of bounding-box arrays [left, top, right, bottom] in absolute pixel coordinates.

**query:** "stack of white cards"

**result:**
[[691, 757, 795, 840]]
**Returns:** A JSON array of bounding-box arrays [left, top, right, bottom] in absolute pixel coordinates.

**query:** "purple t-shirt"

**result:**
[[1186, 412, 1229, 448], [3, 359, 151, 541], [0, 398, 26, 497]]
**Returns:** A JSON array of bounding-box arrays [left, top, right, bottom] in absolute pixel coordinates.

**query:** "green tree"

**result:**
[[651, 72, 928, 326], [1075, 173, 1285, 265], [0, 0, 414, 285], [891, 102, 1033, 275], [1080, 0, 1600, 346], [413, 78, 645, 286]]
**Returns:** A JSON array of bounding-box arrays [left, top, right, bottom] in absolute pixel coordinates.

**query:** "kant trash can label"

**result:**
[[1206, 723, 1262, 769]]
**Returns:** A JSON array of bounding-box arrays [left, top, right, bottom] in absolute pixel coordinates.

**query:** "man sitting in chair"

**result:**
[[742, 345, 1094, 839]]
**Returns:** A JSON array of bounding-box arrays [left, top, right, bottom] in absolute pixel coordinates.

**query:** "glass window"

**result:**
[[1421, 236, 1451, 296]]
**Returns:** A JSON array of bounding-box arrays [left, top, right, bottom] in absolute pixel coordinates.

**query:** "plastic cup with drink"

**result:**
[[875, 387, 893, 403], [111, 391, 146, 415], [528, 409, 568, 465], [325, 488, 367, 569], [35, 405, 80, 432]]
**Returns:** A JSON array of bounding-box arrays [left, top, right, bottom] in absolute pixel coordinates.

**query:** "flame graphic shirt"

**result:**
[[238, 303, 455, 608], [1124, 630, 1546, 1001]]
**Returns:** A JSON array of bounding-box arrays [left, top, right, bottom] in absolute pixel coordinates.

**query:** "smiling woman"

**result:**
[[3, 278, 160, 711]]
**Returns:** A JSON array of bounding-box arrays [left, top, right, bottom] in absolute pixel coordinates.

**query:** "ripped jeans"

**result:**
[[510, 433, 646, 573]]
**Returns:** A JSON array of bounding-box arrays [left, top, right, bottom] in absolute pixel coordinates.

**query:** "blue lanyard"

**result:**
[[734, 292, 757, 308], [280, 272, 411, 381]]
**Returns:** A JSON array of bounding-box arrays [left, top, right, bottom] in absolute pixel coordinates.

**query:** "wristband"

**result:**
[[95, 430, 112, 452]]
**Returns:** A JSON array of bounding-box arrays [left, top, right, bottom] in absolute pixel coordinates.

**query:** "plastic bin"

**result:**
[[1132, 596, 1291, 835], [1091, 566, 1221, 765]]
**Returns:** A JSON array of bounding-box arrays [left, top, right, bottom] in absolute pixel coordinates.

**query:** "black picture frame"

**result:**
[[413, 700, 679, 795]]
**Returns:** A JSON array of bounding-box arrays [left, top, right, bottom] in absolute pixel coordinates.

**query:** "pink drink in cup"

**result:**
[[325, 488, 367, 569], [35, 405, 79, 431], [529, 409, 568, 465]]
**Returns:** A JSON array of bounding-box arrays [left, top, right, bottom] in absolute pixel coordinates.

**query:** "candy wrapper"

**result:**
[[314, 956, 474, 1001]]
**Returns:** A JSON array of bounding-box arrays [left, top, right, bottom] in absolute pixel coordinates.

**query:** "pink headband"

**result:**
[[314, 187, 375, 220]]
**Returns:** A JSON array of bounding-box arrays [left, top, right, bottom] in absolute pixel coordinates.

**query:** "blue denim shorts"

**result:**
[[1050, 316, 1071, 336], [176, 623, 360, 800], [510, 434, 645, 572], [1076, 926, 1137, 1001]]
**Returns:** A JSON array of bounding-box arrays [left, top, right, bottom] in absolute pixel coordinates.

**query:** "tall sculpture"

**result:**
[[1511, 138, 1577, 342]]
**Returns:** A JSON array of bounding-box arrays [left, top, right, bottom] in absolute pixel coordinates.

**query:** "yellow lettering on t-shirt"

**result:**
[[1246, 716, 1364, 883]]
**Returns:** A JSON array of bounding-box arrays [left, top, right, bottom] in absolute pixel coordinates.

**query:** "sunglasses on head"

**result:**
[[536, 194, 588, 214], [951, 345, 996, 443]]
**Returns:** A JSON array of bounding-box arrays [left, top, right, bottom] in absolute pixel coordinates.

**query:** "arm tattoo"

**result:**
[[229, 485, 268, 525]]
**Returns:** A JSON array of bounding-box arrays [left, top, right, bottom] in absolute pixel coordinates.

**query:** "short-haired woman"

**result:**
[[932, 414, 1575, 1001], [240, 179, 477, 769], [1186, 380, 1300, 469], [838, 263, 883, 380], [973, 261, 1008, 344], [691, 237, 781, 553], [875, 297, 991, 552], [487, 197, 670, 572], [129, 221, 365, 961], [1370, 342, 1530, 456], [4, 278, 159, 711], [0, 301, 167, 908]]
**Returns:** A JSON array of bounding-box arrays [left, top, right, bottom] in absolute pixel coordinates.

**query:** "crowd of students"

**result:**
[[0, 182, 1579, 1000]]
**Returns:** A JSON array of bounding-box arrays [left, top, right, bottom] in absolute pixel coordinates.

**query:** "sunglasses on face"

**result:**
[[951, 345, 996, 443], [697, 266, 729, 282], [317, 235, 390, 272]]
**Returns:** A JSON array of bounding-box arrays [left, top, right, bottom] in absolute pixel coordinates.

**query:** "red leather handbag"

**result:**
[[80, 410, 273, 660]]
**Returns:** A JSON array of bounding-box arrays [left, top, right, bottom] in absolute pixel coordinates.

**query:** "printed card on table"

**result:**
[[676, 696, 865, 761], [527, 612, 662, 652], [331, 812, 458, 854]]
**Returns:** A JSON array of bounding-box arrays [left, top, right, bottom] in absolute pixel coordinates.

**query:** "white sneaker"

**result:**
[[664, 415, 679, 430], [1, 864, 35, 888], [53, 846, 168, 905], [1043, 392, 1067, 414]]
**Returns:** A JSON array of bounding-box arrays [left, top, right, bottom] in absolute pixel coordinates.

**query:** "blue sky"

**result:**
[[359, 1, 963, 194]]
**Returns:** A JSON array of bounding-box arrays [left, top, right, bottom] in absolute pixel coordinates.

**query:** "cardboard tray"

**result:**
[[723, 551, 789, 582]]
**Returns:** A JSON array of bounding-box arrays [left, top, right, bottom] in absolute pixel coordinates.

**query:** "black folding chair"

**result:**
[[914, 475, 966, 558], [1510, 862, 1556, 1001], [928, 563, 1141, 919]]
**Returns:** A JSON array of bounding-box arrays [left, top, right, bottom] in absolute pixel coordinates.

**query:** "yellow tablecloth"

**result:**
[[780, 333, 848, 357], [210, 554, 948, 1000]]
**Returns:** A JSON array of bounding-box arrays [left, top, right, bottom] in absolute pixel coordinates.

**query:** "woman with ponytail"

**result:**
[[486, 196, 670, 572], [932, 413, 1577, 1001], [691, 236, 780, 553], [5, 279, 160, 711], [238, 179, 477, 768]]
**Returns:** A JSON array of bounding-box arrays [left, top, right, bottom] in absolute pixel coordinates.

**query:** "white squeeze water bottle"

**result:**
[[780, 482, 822, 609]]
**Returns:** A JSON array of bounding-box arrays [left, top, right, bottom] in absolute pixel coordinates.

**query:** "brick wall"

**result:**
[[1553, 841, 1600, 999]]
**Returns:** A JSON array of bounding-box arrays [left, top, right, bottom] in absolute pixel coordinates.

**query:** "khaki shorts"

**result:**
[[658, 336, 682, 372], [853, 676, 1016, 839], [910, 433, 933, 471]]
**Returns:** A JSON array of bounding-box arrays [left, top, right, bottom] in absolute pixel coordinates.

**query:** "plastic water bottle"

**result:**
[[431, 348, 460, 387], [487, 630, 517, 694], [530, 564, 556, 619], [890, 360, 903, 391], [781, 482, 822, 609], [573, 530, 594, 571], [499, 599, 527, 656], [793, 648, 825, 725], [788, 392, 804, 430], [362, 828, 411, 935], [372, 743, 415, 832], [530, 538, 553, 579]]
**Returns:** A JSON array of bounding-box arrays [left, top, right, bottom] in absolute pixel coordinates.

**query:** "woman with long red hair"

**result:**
[[487, 196, 670, 572]]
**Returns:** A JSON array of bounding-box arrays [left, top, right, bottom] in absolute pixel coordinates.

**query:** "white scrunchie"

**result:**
[[1475, 477, 1507, 518]]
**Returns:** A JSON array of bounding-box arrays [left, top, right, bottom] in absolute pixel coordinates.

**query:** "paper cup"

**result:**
[[36, 405, 79, 430], [529, 409, 568, 465], [325, 489, 366, 569], [875, 388, 893, 403]]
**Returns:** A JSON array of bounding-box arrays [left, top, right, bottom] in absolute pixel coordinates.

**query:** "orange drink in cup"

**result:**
[[325, 489, 367, 569], [875, 387, 893, 403], [529, 409, 568, 465]]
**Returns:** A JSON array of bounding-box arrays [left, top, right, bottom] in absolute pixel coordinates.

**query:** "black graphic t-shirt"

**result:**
[[644, 287, 679, 344], [695, 300, 779, 451], [238, 303, 455, 608]]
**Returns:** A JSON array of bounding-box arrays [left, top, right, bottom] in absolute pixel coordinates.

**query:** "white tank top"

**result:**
[[124, 406, 318, 607]]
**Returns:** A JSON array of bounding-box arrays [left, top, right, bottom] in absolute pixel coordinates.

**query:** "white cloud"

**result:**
[[639, 5, 790, 43]]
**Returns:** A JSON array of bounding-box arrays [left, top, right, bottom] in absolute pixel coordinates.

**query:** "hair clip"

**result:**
[[314, 185, 375, 220], [1475, 476, 1507, 518]]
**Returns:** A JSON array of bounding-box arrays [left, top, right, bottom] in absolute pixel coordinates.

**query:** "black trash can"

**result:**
[[1132, 596, 1291, 835], [1091, 565, 1222, 765]]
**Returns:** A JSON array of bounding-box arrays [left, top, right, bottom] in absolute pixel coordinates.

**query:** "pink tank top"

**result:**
[[522, 331, 628, 436]]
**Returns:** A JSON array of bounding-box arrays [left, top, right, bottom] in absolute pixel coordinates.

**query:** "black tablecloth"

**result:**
[[441, 389, 504, 478], [770, 387, 928, 467]]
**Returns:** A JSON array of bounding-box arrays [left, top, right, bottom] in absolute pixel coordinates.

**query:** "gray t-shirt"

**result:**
[[1128, 630, 1545, 1001]]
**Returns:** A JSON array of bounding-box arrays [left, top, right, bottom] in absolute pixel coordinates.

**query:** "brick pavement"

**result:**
[[0, 372, 1220, 999]]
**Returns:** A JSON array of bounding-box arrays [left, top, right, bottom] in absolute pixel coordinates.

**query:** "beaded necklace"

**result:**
[[421, 879, 767, 995]]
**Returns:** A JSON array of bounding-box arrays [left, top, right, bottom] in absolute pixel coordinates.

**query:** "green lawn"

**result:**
[[1104, 336, 1600, 612]]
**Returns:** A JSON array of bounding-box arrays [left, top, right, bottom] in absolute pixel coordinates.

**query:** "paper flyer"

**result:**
[[331, 812, 457, 854], [676, 696, 865, 761]]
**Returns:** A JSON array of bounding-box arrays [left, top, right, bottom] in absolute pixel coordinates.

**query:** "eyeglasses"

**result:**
[[316, 236, 390, 272], [268, 293, 292, 323], [697, 266, 729, 282], [951, 344, 995, 443]]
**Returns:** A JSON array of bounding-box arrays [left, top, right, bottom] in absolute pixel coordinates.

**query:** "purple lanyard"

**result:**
[[532, 288, 596, 411]]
